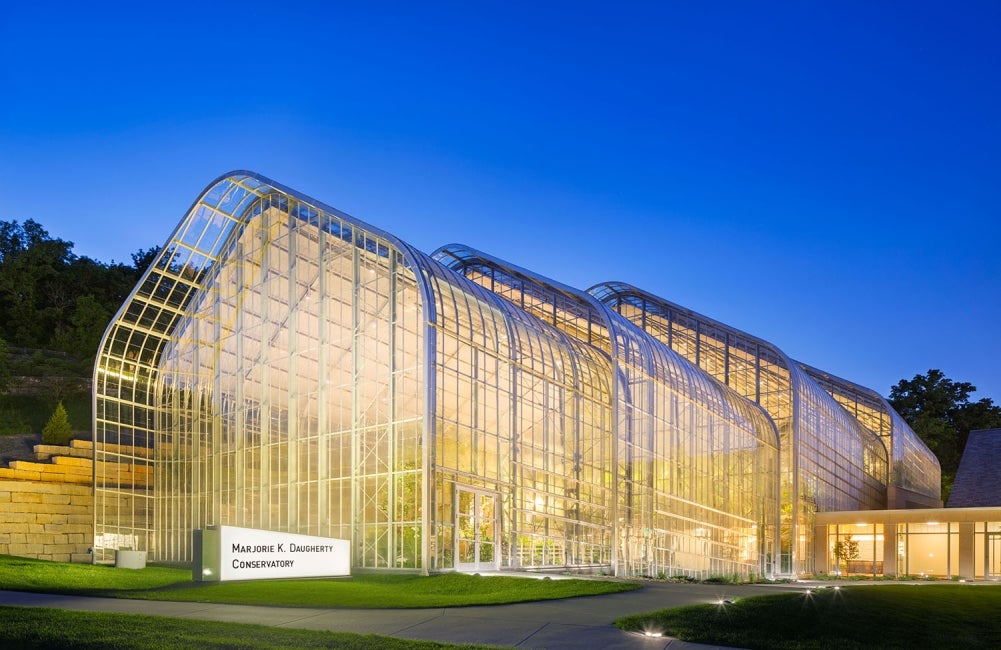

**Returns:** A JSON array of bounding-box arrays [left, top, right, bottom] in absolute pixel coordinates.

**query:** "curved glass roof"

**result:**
[[588, 281, 885, 477], [434, 245, 780, 450]]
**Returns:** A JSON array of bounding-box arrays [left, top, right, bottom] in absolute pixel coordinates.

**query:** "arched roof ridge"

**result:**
[[433, 244, 648, 371], [590, 281, 793, 368], [433, 246, 777, 447], [110, 171, 442, 332], [589, 281, 886, 460], [407, 244, 615, 395]]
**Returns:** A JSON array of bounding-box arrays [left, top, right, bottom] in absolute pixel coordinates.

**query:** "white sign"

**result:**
[[209, 526, 350, 581]]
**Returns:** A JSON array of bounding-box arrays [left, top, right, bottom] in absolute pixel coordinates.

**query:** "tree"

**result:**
[[53, 294, 111, 359], [0, 337, 10, 394], [42, 401, 73, 445], [131, 246, 161, 273], [0, 219, 147, 360], [889, 369, 1001, 500], [0, 219, 77, 347], [832, 535, 860, 576]]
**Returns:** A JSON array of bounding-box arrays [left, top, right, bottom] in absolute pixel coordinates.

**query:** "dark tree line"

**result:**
[[0, 219, 158, 377], [889, 369, 1001, 500]]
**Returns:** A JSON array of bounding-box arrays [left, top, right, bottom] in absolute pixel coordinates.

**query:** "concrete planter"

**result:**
[[115, 550, 147, 569]]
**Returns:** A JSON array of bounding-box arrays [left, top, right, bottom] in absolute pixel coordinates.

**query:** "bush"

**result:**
[[42, 401, 73, 444]]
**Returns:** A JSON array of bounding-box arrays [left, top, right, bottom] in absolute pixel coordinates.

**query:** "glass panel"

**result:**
[[988, 533, 1001, 578], [479, 494, 495, 564]]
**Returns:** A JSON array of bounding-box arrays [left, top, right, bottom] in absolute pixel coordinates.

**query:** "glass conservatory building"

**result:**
[[93, 171, 936, 577], [590, 283, 940, 573]]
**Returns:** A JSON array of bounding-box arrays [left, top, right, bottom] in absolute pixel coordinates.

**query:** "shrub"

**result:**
[[42, 401, 73, 445]]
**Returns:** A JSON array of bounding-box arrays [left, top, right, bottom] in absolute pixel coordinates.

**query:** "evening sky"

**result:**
[[0, 1, 997, 400]]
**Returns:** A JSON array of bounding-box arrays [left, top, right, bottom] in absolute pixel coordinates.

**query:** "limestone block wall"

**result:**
[[0, 479, 92, 562], [0, 439, 151, 563]]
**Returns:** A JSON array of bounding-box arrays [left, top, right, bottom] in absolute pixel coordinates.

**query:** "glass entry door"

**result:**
[[456, 487, 497, 572], [988, 533, 1001, 579]]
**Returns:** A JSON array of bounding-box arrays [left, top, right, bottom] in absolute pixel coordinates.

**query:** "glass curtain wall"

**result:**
[[97, 172, 786, 577], [97, 172, 625, 574], [435, 246, 780, 578], [591, 282, 888, 575], [420, 260, 618, 572], [898, 522, 957, 577]]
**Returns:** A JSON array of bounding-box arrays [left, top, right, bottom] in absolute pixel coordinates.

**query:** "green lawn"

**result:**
[[615, 583, 1001, 649], [0, 606, 500, 649], [0, 555, 637, 608]]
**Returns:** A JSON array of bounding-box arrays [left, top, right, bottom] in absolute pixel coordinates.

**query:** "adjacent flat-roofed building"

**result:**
[[93, 171, 938, 578], [817, 430, 1001, 580]]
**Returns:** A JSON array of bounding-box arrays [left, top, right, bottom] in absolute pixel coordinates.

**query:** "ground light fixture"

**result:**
[[629, 625, 666, 639]]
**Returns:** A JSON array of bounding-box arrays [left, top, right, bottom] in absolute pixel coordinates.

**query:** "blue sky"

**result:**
[[1, 1, 998, 401]]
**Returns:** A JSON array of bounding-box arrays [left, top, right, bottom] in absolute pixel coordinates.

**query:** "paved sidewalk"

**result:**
[[0, 581, 807, 649]]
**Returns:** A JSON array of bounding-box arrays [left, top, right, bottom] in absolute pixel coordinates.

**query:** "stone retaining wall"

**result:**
[[0, 439, 151, 563], [0, 479, 92, 562]]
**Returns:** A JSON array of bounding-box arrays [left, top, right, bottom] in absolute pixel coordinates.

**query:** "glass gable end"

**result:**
[[94, 174, 432, 567]]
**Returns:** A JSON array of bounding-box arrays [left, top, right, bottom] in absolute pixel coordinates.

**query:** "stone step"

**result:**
[[5, 459, 151, 487]]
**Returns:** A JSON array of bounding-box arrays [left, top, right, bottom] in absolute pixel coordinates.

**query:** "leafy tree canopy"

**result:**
[[889, 369, 1001, 499], [131, 246, 161, 273], [0, 219, 154, 379]]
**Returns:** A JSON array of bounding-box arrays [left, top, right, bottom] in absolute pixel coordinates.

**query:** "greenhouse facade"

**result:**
[[93, 171, 939, 577], [589, 283, 941, 573]]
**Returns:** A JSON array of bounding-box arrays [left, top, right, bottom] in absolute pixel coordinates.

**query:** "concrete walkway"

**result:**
[[0, 580, 810, 649]]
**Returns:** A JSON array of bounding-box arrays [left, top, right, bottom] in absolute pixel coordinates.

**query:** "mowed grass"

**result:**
[[0, 555, 637, 608], [0, 606, 499, 649], [615, 583, 1001, 649]]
